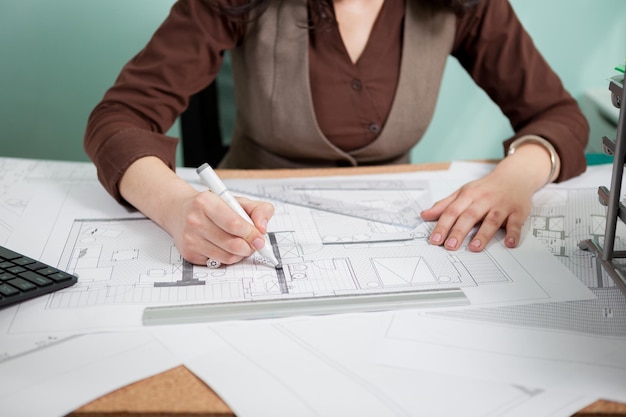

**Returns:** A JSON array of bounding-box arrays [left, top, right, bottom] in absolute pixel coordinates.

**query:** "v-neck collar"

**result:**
[[329, 0, 395, 68]]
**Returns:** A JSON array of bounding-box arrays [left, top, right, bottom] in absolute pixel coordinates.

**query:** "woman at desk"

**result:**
[[84, 0, 588, 267]]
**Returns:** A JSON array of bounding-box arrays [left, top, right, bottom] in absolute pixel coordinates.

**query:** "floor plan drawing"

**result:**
[[428, 187, 626, 337], [0, 158, 43, 244], [0, 157, 97, 245], [1, 161, 594, 334], [39, 179, 590, 317], [529, 187, 626, 289], [51, 215, 499, 309]]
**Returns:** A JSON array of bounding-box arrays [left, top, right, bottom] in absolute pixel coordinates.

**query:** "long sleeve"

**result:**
[[84, 0, 244, 203], [452, 0, 589, 182]]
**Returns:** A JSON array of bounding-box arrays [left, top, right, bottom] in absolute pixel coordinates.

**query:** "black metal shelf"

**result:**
[[579, 71, 626, 296]]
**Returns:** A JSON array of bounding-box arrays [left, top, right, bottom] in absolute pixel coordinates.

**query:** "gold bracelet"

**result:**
[[507, 135, 558, 186]]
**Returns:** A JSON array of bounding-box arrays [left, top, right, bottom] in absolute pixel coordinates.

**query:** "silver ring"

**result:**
[[206, 258, 221, 269]]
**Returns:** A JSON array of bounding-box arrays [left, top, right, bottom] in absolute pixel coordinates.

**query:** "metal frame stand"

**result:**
[[579, 72, 626, 296]]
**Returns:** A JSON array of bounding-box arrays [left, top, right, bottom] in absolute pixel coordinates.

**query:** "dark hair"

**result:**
[[207, 0, 479, 23]]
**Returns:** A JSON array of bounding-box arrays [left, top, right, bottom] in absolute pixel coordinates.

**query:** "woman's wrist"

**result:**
[[507, 135, 561, 186], [120, 156, 197, 232]]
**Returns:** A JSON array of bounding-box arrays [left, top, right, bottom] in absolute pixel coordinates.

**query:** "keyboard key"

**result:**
[[0, 283, 20, 297], [0, 261, 14, 269], [48, 271, 74, 282], [13, 257, 36, 266], [0, 246, 21, 260], [19, 271, 53, 287], [7, 278, 37, 292], [0, 272, 15, 282], [25, 262, 49, 271], [36, 267, 60, 276], [7, 265, 27, 275]]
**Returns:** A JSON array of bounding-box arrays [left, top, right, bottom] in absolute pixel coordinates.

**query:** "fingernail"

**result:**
[[506, 237, 516, 247], [253, 238, 265, 250], [470, 239, 481, 249], [260, 219, 268, 230], [445, 237, 458, 249], [431, 233, 442, 244]]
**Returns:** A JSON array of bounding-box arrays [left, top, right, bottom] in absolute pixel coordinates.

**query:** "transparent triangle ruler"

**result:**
[[228, 178, 427, 228]]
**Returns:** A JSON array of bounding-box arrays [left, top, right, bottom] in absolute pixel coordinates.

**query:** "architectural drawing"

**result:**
[[0, 158, 96, 245], [430, 187, 626, 337], [0, 159, 593, 334], [52, 214, 499, 309], [40, 177, 589, 317], [0, 158, 38, 244]]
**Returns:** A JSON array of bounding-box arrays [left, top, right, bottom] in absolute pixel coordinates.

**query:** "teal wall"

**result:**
[[413, 0, 626, 162], [0, 0, 178, 162], [1, 0, 624, 165]]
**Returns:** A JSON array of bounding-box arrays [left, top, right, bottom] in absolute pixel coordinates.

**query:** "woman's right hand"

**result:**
[[119, 156, 275, 266], [172, 191, 275, 265]]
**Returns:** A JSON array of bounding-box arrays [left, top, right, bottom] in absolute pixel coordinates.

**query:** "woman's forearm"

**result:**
[[119, 156, 197, 235], [118, 155, 276, 265]]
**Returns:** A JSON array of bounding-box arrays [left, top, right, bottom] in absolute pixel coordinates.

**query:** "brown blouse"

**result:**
[[84, 0, 589, 203]]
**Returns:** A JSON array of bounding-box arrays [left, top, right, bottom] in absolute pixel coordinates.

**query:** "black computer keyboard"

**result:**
[[0, 245, 78, 309]]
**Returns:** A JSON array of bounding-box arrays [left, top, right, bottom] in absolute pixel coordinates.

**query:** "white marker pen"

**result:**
[[196, 163, 282, 269]]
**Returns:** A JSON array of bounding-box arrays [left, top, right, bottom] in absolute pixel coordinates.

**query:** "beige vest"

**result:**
[[220, 0, 455, 169]]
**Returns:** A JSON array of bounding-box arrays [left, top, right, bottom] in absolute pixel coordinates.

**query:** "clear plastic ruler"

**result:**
[[227, 178, 428, 228]]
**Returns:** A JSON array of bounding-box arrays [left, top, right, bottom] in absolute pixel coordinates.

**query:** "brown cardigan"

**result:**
[[84, 0, 589, 203]]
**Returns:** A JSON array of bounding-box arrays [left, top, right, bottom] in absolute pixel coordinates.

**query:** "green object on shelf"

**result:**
[[616, 64, 625, 74], [586, 153, 614, 166]]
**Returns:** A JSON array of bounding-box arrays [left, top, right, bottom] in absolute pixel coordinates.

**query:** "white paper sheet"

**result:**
[[0, 158, 621, 416], [0, 157, 593, 336], [151, 314, 598, 417], [374, 312, 626, 403], [0, 331, 179, 417]]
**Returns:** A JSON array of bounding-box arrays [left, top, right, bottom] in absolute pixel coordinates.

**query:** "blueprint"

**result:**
[[0, 158, 97, 245], [0, 158, 592, 335], [426, 186, 626, 337]]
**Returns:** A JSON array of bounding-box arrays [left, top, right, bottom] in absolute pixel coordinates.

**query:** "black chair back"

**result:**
[[180, 82, 229, 168]]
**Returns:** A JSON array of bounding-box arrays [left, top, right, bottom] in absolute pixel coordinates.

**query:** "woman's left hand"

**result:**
[[421, 143, 556, 251], [421, 171, 532, 251]]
